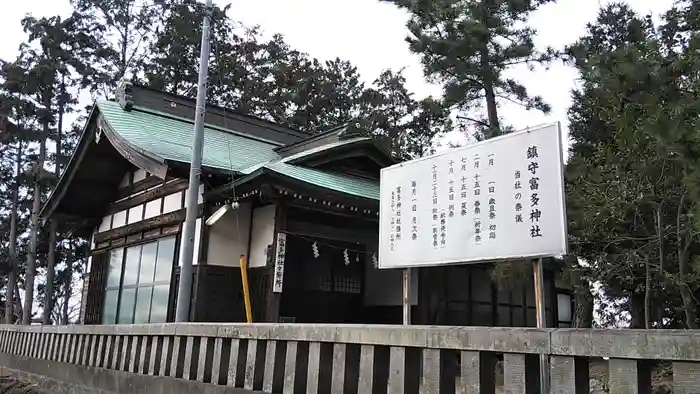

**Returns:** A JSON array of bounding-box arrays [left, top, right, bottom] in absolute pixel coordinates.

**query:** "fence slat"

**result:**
[[81, 335, 90, 364], [244, 339, 258, 390], [93, 335, 104, 367], [148, 336, 159, 375], [138, 336, 148, 374], [306, 341, 321, 394], [159, 336, 171, 376], [183, 336, 194, 379], [56, 334, 65, 362], [197, 337, 208, 382], [457, 351, 481, 394], [119, 336, 129, 370], [608, 358, 651, 394], [263, 340, 277, 392], [227, 338, 240, 387], [421, 348, 440, 393], [504, 353, 527, 394], [210, 337, 223, 384], [283, 341, 298, 394], [551, 356, 589, 394], [169, 336, 181, 378], [103, 336, 114, 368], [358, 344, 374, 394], [673, 361, 700, 394], [388, 346, 405, 394], [331, 343, 347, 394]]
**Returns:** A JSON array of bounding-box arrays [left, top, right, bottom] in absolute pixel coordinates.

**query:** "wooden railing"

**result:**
[[0, 323, 698, 393]]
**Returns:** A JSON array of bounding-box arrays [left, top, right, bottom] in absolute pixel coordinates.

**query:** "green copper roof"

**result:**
[[97, 100, 280, 174], [97, 100, 379, 200], [266, 161, 379, 200]]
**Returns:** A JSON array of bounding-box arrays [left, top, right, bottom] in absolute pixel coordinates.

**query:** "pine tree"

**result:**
[[382, 0, 556, 139]]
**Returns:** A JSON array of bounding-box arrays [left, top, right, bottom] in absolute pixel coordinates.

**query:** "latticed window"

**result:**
[[102, 237, 176, 324]]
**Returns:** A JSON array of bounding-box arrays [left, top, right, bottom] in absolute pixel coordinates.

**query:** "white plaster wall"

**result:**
[[127, 205, 143, 224], [98, 215, 111, 233], [249, 204, 276, 268], [133, 169, 147, 183], [93, 171, 194, 236], [207, 202, 252, 267], [177, 217, 203, 266], [118, 172, 130, 188], [112, 210, 127, 228], [184, 184, 204, 207], [144, 198, 161, 219], [163, 191, 183, 213]]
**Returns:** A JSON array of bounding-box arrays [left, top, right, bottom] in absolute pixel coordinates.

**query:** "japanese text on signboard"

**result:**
[[378, 123, 567, 269]]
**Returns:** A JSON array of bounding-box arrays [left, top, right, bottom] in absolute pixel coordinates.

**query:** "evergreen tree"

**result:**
[[141, 1, 451, 157], [382, 0, 556, 139], [12, 14, 85, 324], [0, 57, 42, 324], [565, 2, 700, 329], [70, 0, 166, 94]]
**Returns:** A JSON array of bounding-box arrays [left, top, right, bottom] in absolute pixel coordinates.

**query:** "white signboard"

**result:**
[[379, 123, 567, 269], [272, 233, 287, 293]]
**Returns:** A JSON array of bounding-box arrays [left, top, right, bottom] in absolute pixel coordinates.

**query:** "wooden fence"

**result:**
[[0, 323, 698, 393]]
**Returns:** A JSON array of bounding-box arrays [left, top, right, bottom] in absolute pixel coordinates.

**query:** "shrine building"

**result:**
[[41, 82, 572, 327]]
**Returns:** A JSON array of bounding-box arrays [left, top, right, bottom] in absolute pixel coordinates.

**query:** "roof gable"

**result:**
[[42, 87, 392, 224], [275, 123, 396, 174]]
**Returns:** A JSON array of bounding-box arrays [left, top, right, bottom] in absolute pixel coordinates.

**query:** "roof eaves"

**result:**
[[264, 164, 379, 204], [97, 113, 169, 179], [264, 162, 380, 201], [39, 104, 99, 220], [203, 167, 269, 200], [274, 123, 349, 154], [281, 137, 372, 164]]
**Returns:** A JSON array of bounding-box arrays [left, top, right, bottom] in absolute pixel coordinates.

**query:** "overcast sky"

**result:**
[[0, 0, 676, 146]]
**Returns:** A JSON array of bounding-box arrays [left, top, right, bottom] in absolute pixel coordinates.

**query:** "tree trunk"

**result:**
[[13, 282, 22, 323], [5, 143, 21, 324], [570, 262, 594, 328], [22, 111, 48, 325], [642, 205, 665, 330], [118, 2, 131, 82], [479, 42, 499, 138], [644, 257, 651, 329], [44, 75, 65, 326], [43, 226, 57, 325], [677, 193, 697, 328], [655, 205, 664, 326], [629, 293, 646, 329], [62, 241, 73, 325]]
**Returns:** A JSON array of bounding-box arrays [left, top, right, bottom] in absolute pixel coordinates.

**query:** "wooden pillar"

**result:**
[[267, 203, 286, 323]]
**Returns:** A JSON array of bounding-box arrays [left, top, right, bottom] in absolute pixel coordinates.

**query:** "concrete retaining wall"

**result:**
[[0, 352, 257, 393]]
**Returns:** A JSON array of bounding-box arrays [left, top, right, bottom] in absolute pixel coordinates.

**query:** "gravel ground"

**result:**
[[0, 376, 44, 394]]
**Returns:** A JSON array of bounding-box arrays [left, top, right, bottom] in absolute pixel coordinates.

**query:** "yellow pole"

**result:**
[[240, 254, 253, 323]]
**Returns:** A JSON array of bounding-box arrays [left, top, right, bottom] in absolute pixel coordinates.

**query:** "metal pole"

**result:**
[[533, 258, 550, 393], [175, 0, 213, 322], [402, 268, 411, 325]]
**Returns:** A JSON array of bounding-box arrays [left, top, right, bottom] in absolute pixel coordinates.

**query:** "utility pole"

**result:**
[[175, 0, 213, 322]]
